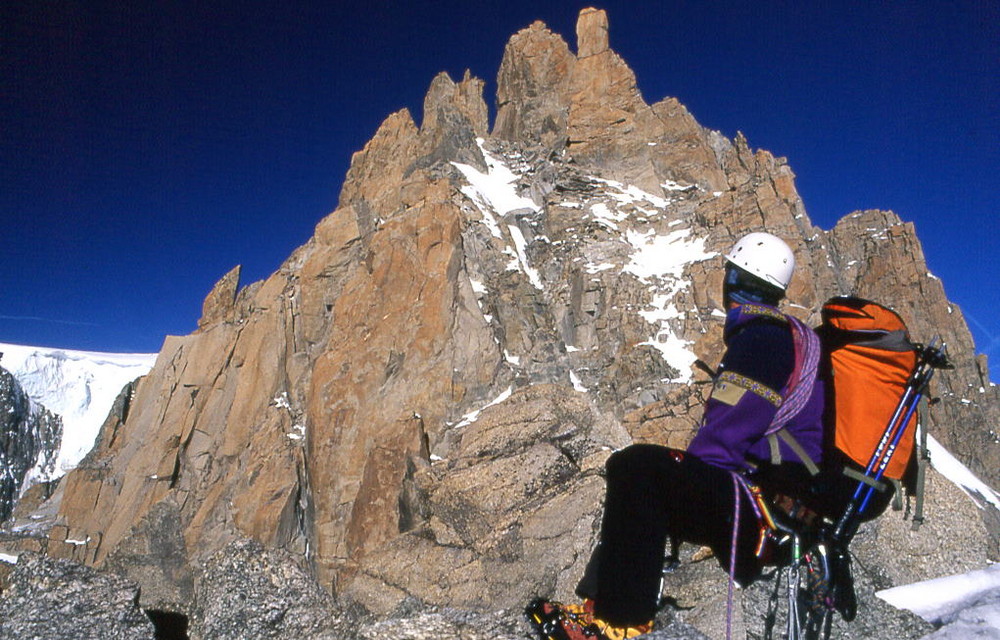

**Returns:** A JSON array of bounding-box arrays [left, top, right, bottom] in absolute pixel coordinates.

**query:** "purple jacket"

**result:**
[[687, 304, 825, 472]]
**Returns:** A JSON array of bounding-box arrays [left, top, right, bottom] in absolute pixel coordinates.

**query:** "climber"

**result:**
[[527, 232, 826, 640]]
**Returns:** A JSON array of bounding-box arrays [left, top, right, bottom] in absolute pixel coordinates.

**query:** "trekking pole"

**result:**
[[855, 393, 923, 515], [833, 339, 950, 541], [832, 387, 920, 540], [854, 336, 936, 483], [848, 361, 924, 496], [855, 340, 951, 517]]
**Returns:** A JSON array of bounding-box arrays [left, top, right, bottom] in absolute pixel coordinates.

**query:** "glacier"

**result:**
[[0, 342, 157, 487]]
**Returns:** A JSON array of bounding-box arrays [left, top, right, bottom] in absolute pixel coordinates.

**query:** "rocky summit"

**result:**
[[1, 8, 998, 640]]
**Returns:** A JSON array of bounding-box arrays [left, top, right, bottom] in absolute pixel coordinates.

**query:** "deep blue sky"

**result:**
[[2, 1, 998, 377]]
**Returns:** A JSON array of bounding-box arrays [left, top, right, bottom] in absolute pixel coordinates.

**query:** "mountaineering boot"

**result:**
[[525, 599, 592, 640], [592, 615, 654, 640], [525, 598, 652, 640]]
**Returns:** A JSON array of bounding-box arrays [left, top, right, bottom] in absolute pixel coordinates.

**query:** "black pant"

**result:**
[[576, 444, 764, 627]]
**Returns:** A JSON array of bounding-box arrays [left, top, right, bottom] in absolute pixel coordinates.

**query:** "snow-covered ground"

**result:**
[[0, 342, 157, 485], [924, 434, 1000, 511], [879, 564, 1000, 631], [875, 434, 1000, 637]]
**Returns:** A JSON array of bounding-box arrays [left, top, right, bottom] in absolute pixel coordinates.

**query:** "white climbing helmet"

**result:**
[[724, 232, 795, 290]]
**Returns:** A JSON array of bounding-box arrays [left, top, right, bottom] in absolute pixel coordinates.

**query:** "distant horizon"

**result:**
[[3, 1, 997, 380], [0, 340, 160, 359]]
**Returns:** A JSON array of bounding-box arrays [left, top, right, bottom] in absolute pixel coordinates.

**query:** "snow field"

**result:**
[[0, 342, 157, 485]]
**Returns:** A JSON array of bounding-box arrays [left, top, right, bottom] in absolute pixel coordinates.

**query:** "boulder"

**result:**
[[0, 552, 155, 640]]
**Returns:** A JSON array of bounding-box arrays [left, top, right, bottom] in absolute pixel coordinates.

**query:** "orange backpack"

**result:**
[[819, 297, 919, 480]]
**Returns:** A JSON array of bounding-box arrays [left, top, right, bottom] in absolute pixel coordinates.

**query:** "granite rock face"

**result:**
[[197, 264, 242, 330], [5, 8, 998, 639]]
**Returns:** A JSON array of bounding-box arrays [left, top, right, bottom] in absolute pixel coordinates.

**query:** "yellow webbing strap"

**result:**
[[841, 465, 887, 492], [767, 433, 781, 465], [891, 478, 904, 511], [765, 429, 820, 476], [912, 398, 929, 529]]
